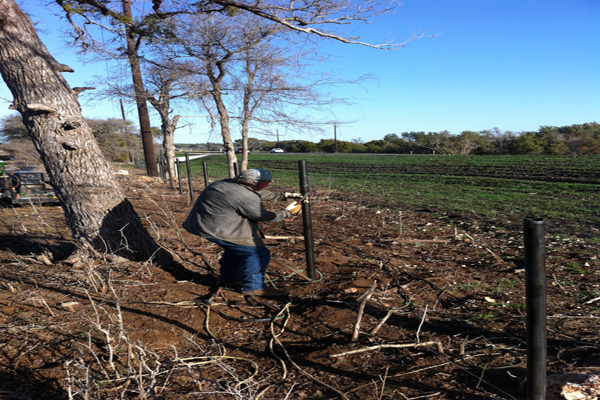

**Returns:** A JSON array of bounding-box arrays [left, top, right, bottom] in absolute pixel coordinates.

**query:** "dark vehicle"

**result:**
[[235, 147, 250, 154], [0, 166, 59, 205]]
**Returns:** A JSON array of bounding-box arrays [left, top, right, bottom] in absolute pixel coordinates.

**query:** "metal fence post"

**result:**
[[298, 160, 316, 280], [158, 152, 165, 182], [185, 153, 194, 203], [524, 218, 546, 400], [202, 161, 209, 188], [176, 160, 183, 195]]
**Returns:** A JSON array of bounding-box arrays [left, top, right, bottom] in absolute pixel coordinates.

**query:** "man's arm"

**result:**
[[238, 192, 291, 222], [259, 190, 303, 201], [259, 190, 286, 202]]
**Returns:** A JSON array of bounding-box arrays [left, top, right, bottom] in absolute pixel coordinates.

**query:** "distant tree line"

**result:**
[[242, 122, 599, 155], [0, 114, 144, 167], [4, 114, 598, 166]]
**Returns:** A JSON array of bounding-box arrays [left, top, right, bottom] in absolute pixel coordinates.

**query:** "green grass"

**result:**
[[177, 153, 600, 231]]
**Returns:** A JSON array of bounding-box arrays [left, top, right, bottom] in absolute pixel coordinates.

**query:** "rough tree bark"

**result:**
[[149, 100, 179, 188], [0, 0, 158, 260]]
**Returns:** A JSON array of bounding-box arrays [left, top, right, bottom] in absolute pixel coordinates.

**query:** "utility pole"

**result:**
[[122, 0, 158, 177], [276, 129, 280, 148], [334, 123, 338, 154]]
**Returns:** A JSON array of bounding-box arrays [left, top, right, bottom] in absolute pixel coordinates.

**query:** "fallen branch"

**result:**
[[378, 367, 389, 400], [402, 392, 442, 400], [371, 309, 395, 335], [271, 305, 350, 400], [324, 341, 445, 358], [392, 361, 453, 377], [415, 304, 428, 343], [352, 281, 377, 341], [484, 247, 504, 264], [264, 235, 304, 240], [583, 295, 600, 305], [394, 239, 450, 243], [552, 274, 567, 293], [463, 232, 476, 245]]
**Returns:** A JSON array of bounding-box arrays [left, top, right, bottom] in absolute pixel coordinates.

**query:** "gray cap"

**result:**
[[235, 168, 272, 185]]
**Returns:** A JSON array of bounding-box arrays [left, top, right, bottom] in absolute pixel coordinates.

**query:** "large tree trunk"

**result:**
[[122, 0, 159, 177], [0, 0, 158, 260], [160, 113, 179, 189], [210, 84, 236, 178], [240, 85, 251, 172]]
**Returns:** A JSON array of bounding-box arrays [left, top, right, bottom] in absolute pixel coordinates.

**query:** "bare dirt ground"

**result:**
[[0, 167, 599, 399]]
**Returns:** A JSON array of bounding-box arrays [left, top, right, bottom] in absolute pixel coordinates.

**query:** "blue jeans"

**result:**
[[208, 239, 271, 292]]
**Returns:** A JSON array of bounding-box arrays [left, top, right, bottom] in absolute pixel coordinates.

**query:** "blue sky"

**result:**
[[0, 0, 598, 144]]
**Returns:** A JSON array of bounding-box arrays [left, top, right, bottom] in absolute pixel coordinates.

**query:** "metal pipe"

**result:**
[[233, 162, 239, 177], [298, 160, 316, 280], [185, 153, 194, 203], [176, 160, 183, 195], [167, 157, 174, 189], [524, 218, 546, 400], [202, 161, 209, 188]]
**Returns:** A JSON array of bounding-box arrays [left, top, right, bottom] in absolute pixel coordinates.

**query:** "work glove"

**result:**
[[285, 201, 302, 215], [284, 192, 303, 199]]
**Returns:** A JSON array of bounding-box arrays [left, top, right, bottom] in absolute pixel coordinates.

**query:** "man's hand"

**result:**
[[284, 192, 303, 199], [285, 201, 302, 215]]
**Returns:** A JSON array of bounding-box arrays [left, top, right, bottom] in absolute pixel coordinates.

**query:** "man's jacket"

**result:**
[[182, 179, 291, 247]]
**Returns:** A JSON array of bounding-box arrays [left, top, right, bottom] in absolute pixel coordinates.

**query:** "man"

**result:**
[[183, 168, 302, 297]]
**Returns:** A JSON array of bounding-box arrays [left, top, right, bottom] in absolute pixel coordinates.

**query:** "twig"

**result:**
[[271, 305, 350, 400], [371, 310, 394, 335], [415, 305, 428, 343], [343, 381, 378, 396], [476, 363, 489, 388], [378, 367, 389, 400], [583, 295, 600, 305], [324, 342, 444, 358], [433, 290, 445, 312], [12, 207, 28, 233], [463, 232, 476, 245], [484, 247, 504, 264], [396, 211, 403, 239], [394, 239, 450, 243], [392, 361, 453, 377], [264, 235, 304, 240], [352, 281, 377, 341], [405, 392, 442, 400], [552, 274, 567, 293], [255, 307, 290, 399]]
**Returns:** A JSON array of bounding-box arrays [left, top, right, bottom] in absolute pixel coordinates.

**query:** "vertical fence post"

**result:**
[[233, 162, 239, 177], [167, 157, 174, 189], [298, 160, 316, 280], [202, 161, 209, 188], [176, 160, 183, 195], [524, 218, 546, 400], [157, 151, 164, 182], [185, 153, 194, 203]]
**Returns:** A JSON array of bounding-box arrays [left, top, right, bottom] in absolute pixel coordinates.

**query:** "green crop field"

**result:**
[[178, 153, 600, 232]]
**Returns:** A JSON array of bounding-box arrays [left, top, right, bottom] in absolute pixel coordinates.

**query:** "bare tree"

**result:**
[[150, 0, 432, 49], [89, 55, 205, 188], [165, 11, 362, 173], [164, 14, 280, 177], [144, 62, 202, 188]]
